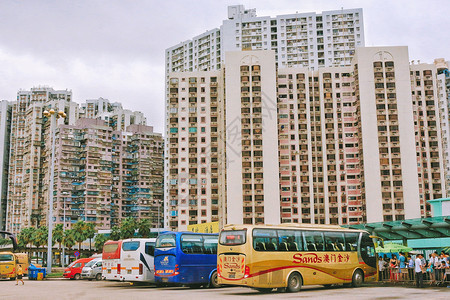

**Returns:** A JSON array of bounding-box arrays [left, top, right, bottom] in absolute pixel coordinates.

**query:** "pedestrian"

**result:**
[[433, 251, 441, 282], [389, 255, 398, 281], [378, 256, 387, 281], [415, 253, 425, 288], [398, 252, 406, 281], [407, 255, 414, 281], [427, 253, 435, 283], [16, 264, 24, 285]]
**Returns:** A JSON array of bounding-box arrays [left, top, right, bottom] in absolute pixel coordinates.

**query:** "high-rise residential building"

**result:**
[[5, 87, 163, 234], [435, 59, 450, 195], [80, 97, 147, 131], [165, 47, 447, 230], [165, 5, 364, 75], [6, 87, 75, 233], [54, 119, 164, 230], [0, 100, 12, 230]]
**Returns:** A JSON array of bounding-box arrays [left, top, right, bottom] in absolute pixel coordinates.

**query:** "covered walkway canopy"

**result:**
[[346, 216, 450, 241]]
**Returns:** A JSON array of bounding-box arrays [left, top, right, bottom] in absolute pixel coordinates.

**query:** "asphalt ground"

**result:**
[[1, 278, 449, 300]]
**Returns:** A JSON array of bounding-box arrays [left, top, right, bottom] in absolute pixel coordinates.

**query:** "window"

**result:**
[[324, 232, 346, 251], [277, 230, 303, 251], [145, 242, 155, 256], [181, 234, 204, 254], [303, 231, 325, 251], [122, 241, 140, 251], [156, 234, 176, 248], [360, 233, 376, 268], [219, 230, 246, 246], [253, 229, 278, 251], [344, 232, 359, 251], [203, 235, 218, 254]]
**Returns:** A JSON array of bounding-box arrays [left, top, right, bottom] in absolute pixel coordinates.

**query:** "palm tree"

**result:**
[[94, 234, 108, 252], [72, 221, 87, 252], [52, 224, 64, 266], [120, 217, 137, 239], [32, 226, 48, 265], [63, 229, 76, 252], [137, 219, 151, 238], [85, 223, 96, 251], [17, 227, 36, 256], [110, 226, 121, 241]]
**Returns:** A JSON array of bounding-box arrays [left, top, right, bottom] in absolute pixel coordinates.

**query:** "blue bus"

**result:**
[[154, 232, 219, 288]]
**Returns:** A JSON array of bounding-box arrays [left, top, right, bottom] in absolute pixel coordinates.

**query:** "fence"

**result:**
[[379, 266, 450, 286]]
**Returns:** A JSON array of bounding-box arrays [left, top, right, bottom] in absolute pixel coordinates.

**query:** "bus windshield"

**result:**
[[219, 230, 246, 246], [156, 234, 176, 248], [0, 254, 14, 262], [122, 241, 140, 251]]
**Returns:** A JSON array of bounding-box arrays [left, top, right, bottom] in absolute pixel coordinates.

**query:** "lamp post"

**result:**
[[43, 108, 66, 274]]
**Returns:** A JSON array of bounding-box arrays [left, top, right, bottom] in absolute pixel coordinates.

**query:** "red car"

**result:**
[[64, 258, 94, 280]]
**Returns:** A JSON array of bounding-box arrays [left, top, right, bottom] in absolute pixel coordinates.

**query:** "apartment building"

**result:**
[[0, 100, 12, 230], [54, 119, 164, 230], [166, 5, 364, 75], [5, 87, 163, 233], [80, 97, 147, 131], [6, 87, 75, 234], [165, 70, 223, 230], [166, 47, 447, 229], [436, 59, 450, 195]]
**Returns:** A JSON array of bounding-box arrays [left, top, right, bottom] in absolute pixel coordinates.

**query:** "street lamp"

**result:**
[[43, 108, 66, 274]]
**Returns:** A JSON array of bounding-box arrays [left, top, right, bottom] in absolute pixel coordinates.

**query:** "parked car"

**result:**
[[64, 258, 94, 280], [81, 258, 103, 281]]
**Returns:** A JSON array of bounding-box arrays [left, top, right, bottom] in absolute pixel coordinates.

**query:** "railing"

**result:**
[[379, 266, 450, 286]]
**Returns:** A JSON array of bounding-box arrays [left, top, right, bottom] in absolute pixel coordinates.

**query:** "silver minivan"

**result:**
[[81, 258, 103, 280]]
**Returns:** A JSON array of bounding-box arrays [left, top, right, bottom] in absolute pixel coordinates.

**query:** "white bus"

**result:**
[[119, 238, 156, 283], [102, 240, 122, 281]]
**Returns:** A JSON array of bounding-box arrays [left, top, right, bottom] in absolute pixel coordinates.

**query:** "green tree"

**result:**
[[32, 226, 48, 265], [52, 224, 64, 265], [110, 226, 121, 241], [120, 217, 137, 239], [17, 227, 36, 254], [72, 220, 88, 251], [85, 223, 96, 251], [137, 219, 151, 238], [63, 229, 76, 251], [94, 234, 108, 252]]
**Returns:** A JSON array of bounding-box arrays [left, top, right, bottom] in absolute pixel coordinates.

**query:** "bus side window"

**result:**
[[303, 231, 324, 251], [203, 236, 218, 254], [344, 232, 359, 251], [277, 230, 303, 251], [324, 232, 345, 251], [145, 242, 155, 256], [253, 229, 277, 251]]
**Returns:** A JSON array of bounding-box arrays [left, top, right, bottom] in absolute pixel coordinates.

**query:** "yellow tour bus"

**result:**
[[217, 224, 378, 293], [0, 252, 17, 280]]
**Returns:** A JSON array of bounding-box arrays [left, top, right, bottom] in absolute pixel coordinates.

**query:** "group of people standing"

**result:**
[[378, 251, 450, 288]]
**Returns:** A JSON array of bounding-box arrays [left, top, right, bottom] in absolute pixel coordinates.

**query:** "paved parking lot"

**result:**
[[1, 279, 449, 300]]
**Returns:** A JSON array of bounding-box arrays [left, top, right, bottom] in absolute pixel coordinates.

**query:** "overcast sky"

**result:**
[[0, 0, 448, 133]]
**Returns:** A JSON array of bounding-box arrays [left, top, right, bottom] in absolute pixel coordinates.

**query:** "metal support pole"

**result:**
[[62, 197, 65, 268], [47, 113, 56, 274]]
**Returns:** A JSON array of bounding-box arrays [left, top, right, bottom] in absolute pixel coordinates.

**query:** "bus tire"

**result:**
[[286, 272, 302, 293], [209, 271, 220, 288], [351, 270, 364, 287]]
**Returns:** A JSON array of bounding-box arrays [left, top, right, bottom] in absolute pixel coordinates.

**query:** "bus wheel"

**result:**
[[209, 271, 220, 288], [255, 288, 273, 293], [287, 272, 302, 293], [351, 270, 364, 287]]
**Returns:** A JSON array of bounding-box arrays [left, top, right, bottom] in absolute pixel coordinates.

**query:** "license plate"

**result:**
[[127, 270, 132, 274], [108, 270, 111, 274], [162, 278, 168, 282], [229, 273, 235, 279]]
